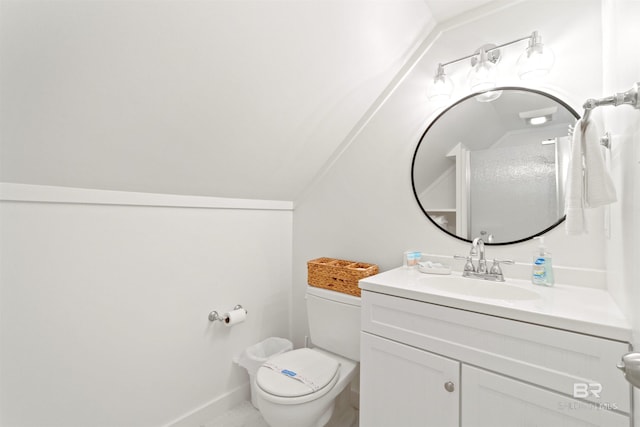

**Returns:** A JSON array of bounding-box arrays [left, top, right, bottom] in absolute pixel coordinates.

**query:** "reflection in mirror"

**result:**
[[411, 87, 579, 244]]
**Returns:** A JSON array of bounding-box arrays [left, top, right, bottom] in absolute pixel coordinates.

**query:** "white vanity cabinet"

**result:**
[[360, 289, 632, 427], [360, 332, 459, 427]]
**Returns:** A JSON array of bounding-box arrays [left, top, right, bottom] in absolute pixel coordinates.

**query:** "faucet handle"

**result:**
[[454, 255, 475, 272], [489, 259, 514, 275]]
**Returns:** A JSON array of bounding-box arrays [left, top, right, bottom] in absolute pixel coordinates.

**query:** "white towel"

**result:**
[[584, 122, 617, 207], [564, 119, 617, 235], [565, 121, 586, 235]]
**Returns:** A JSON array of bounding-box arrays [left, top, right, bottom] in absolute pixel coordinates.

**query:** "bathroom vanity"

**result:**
[[359, 268, 632, 427]]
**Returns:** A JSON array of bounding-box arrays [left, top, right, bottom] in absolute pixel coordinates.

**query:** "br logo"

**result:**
[[573, 383, 602, 398]]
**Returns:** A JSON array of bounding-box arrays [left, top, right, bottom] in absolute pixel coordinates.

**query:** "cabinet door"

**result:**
[[360, 332, 459, 427], [462, 365, 629, 427]]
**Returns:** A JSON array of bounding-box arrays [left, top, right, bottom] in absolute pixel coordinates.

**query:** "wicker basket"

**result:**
[[307, 257, 379, 297]]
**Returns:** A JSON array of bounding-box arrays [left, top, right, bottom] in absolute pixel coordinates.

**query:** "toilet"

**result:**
[[255, 286, 360, 427]]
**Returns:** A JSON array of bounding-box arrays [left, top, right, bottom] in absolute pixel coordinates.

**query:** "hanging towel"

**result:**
[[583, 122, 617, 207], [565, 120, 586, 235], [564, 119, 617, 235]]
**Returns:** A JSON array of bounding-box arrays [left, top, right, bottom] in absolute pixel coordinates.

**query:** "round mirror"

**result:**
[[411, 87, 579, 245]]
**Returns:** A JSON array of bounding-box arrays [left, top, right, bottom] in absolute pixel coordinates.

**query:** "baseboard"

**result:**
[[163, 383, 251, 427]]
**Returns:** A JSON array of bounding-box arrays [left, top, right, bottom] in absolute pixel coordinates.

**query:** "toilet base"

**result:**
[[257, 394, 335, 427], [315, 405, 335, 427]]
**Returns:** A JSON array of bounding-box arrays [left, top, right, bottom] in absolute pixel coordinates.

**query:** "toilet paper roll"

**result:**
[[223, 308, 247, 327]]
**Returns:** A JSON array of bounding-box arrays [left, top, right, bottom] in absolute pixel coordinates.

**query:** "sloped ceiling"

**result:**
[[1, 0, 493, 201], [423, 0, 495, 22]]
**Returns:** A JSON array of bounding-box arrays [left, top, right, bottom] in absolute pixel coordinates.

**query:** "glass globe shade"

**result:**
[[474, 90, 503, 103], [468, 51, 498, 93], [517, 45, 554, 80], [427, 73, 454, 105]]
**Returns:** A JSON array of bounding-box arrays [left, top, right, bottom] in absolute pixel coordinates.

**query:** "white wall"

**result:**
[[0, 185, 292, 427], [601, 1, 640, 424], [602, 0, 640, 340], [0, 0, 432, 201], [292, 0, 608, 348]]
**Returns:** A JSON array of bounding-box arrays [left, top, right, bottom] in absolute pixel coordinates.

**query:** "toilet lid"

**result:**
[[256, 348, 340, 398]]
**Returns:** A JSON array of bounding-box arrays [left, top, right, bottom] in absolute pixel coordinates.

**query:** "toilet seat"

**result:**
[[256, 348, 340, 404]]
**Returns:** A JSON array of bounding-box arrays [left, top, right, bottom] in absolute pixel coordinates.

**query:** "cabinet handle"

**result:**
[[617, 352, 640, 388], [444, 381, 455, 392]]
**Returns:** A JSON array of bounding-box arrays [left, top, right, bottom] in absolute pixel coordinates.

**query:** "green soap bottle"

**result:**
[[532, 236, 554, 286]]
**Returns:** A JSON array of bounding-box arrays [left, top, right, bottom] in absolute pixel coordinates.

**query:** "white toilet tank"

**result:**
[[305, 286, 361, 362]]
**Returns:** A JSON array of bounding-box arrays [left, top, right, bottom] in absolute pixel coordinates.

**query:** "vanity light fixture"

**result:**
[[427, 63, 454, 104], [467, 46, 502, 103], [517, 31, 555, 80], [468, 46, 498, 91], [427, 31, 554, 104]]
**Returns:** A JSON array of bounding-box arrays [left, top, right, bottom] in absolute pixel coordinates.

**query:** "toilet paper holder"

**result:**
[[208, 305, 247, 322]]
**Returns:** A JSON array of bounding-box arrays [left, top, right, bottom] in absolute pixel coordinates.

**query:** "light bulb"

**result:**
[[468, 49, 498, 93], [517, 31, 554, 80], [427, 64, 454, 104]]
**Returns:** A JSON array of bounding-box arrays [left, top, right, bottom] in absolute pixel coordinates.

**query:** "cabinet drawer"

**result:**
[[462, 365, 629, 427], [362, 291, 631, 413]]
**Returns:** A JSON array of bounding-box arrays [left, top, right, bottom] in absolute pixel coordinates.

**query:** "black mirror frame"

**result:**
[[411, 87, 580, 245]]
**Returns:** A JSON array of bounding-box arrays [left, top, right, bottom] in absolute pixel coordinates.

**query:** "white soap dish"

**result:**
[[417, 261, 451, 275]]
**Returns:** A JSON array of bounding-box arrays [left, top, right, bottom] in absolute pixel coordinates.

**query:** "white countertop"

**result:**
[[359, 267, 631, 342]]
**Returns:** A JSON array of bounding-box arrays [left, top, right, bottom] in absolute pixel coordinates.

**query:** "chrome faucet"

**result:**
[[471, 237, 488, 274], [455, 237, 514, 282]]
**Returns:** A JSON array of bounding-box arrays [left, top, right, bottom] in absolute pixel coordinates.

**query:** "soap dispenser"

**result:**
[[532, 236, 554, 286]]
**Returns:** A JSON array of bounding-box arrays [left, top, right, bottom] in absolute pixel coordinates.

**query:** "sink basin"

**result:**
[[418, 275, 540, 300]]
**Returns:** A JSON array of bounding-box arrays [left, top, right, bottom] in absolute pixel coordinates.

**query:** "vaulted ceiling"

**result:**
[[1, 0, 495, 201]]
